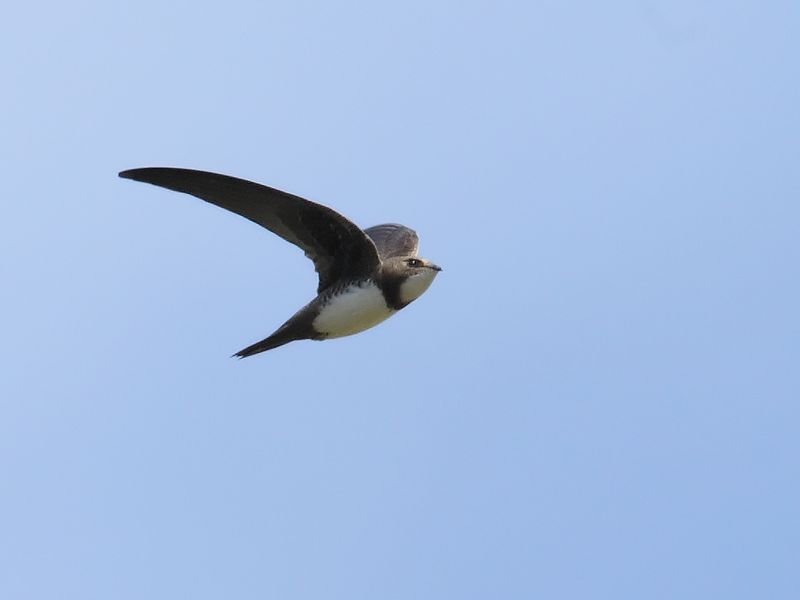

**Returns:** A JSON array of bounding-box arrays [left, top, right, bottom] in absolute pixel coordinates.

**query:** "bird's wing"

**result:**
[[364, 223, 419, 259], [119, 168, 381, 293]]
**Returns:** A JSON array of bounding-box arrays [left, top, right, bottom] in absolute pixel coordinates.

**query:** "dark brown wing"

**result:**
[[364, 223, 419, 259], [119, 168, 381, 292]]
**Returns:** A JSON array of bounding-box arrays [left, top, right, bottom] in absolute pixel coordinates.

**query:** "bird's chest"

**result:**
[[313, 282, 396, 338]]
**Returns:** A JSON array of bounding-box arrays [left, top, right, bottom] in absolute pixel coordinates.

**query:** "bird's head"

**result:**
[[382, 256, 442, 306]]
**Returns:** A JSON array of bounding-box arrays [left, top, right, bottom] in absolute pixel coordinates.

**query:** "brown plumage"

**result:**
[[120, 167, 441, 357]]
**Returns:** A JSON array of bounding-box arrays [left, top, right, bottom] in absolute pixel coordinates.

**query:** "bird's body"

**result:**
[[313, 280, 396, 338], [119, 168, 441, 357]]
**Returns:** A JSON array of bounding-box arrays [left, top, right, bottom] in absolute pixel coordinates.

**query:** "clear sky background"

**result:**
[[2, 1, 798, 598]]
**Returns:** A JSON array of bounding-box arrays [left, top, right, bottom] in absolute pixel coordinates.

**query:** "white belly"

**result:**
[[313, 282, 396, 338]]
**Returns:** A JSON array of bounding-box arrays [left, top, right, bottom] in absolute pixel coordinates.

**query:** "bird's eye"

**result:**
[[407, 259, 422, 267]]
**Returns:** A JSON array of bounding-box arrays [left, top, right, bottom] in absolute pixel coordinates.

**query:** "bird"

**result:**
[[119, 167, 442, 358]]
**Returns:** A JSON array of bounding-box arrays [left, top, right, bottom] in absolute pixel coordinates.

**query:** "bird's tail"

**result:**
[[232, 328, 301, 358], [233, 300, 320, 359]]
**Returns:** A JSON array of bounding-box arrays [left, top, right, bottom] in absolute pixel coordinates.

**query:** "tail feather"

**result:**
[[233, 302, 319, 359], [233, 329, 300, 358]]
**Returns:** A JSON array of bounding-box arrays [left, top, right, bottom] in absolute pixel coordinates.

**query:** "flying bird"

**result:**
[[119, 168, 441, 357]]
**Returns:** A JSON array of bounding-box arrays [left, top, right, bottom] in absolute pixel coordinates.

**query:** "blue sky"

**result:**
[[2, 1, 799, 598]]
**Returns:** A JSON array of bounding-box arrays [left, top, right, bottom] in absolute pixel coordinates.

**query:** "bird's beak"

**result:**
[[429, 263, 443, 272]]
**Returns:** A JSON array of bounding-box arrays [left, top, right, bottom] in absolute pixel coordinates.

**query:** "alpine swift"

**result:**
[[119, 168, 442, 358]]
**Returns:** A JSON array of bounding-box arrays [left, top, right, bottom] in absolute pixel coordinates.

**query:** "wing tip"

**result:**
[[119, 167, 155, 181]]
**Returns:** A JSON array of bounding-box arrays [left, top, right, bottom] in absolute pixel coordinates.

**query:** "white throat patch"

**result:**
[[399, 269, 439, 305], [313, 282, 396, 338]]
